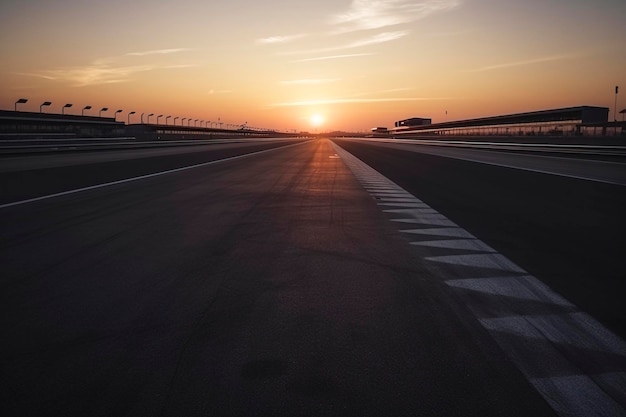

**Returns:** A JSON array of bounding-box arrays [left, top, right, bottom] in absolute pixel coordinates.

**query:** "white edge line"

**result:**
[[443, 155, 626, 186], [0, 140, 310, 210], [363, 141, 625, 186]]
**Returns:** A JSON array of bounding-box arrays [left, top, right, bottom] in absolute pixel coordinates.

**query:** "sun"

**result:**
[[310, 114, 324, 127]]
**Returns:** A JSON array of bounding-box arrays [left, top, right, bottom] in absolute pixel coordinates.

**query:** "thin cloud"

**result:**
[[163, 64, 199, 69], [256, 34, 307, 44], [125, 48, 192, 56], [15, 72, 58, 81], [280, 31, 408, 56], [469, 55, 572, 72], [209, 89, 233, 95], [33, 65, 154, 87], [346, 31, 409, 48], [292, 53, 375, 62], [273, 97, 455, 107], [21, 59, 197, 87], [280, 78, 341, 85], [331, 0, 461, 33]]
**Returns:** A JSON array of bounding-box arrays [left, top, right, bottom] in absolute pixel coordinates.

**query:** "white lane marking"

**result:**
[[384, 208, 440, 215], [446, 276, 574, 306], [352, 138, 626, 187], [0, 141, 310, 210], [411, 239, 496, 252], [368, 189, 409, 192], [531, 374, 626, 417], [391, 217, 458, 227], [375, 198, 421, 203], [371, 192, 415, 197], [400, 227, 477, 238], [331, 139, 626, 416], [378, 202, 431, 208], [426, 253, 527, 273], [480, 313, 626, 355]]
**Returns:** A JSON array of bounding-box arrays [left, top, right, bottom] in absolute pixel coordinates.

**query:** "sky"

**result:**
[[1, 0, 625, 132]]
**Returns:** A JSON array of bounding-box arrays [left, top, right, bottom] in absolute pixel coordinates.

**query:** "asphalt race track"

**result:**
[[1, 138, 624, 416], [333, 139, 626, 338]]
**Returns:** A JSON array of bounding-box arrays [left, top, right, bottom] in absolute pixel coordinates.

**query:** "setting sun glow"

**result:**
[[0, 0, 624, 131], [310, 114, 325, 127]]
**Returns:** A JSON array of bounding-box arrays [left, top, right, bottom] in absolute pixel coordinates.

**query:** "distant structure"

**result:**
[[370, 127, 390, 137], [395, 117, 431, 128], [392, 106, 622, 137], [0, 110, 299, 140], [0, 110, 125, 139]]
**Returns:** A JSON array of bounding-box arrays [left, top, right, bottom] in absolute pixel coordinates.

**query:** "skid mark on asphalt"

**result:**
[[331, 141, 626, 417]]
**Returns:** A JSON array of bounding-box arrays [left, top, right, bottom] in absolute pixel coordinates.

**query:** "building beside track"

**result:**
[[0, 110, 296, 140], [0, 110, 125, 139], [394, 117, 431, 128], [393, 106, 625, 137]]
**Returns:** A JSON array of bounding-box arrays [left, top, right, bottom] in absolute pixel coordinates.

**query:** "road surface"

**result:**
[[1, 138, 624, 416]]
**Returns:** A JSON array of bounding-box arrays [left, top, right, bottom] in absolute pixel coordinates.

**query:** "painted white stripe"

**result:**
[[378, 202, 431, 208], [445, 276, 574, 306], [530, 374, 626, 417], [331, 140, 626, 416], [354, 138, 626, 187], [0, 141, 309, 210], [392, 217, 457, 227], [426, 253, 526, 273], [412, 239, 496, 252], [384, 208, 439, 215], [371, 193, 415, 198], [479, 312, 626, 354], [400, 227, 476, 238]]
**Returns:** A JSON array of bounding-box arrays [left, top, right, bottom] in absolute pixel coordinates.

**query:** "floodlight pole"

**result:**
[[615, 86, 619, 122], [40, 101, 52, 113], [14, 98, 28, 111]]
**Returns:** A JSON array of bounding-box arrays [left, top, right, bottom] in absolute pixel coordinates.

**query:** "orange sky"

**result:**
[[1, 0, 625, 131]]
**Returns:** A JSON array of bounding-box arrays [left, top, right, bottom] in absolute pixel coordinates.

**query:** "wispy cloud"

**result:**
[[125, 48, 193, 56], [15, 72, 58, 81], [468, 55, 573, 72], [19, 50, 198, 87], [256, 1, 460, 57], [24, 65, 155, 87], [280, 78, 341, 85], [209, 89, 233, 95], [292, 53, 375, 62], [163, 64, 199, 69], [346, 30, 409, 48], [256, 34, 307, 44], [330, 0, 461, 33], [273, 97, 455, 107], [280, 31, 409, 56]]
